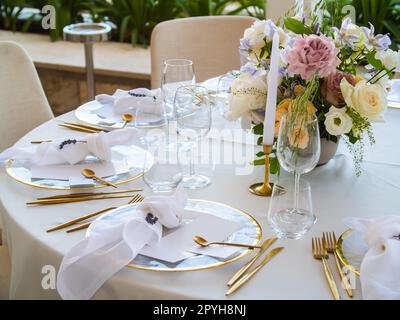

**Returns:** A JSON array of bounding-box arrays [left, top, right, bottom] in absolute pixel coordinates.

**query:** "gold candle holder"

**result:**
[[249, 145, 274, 197]]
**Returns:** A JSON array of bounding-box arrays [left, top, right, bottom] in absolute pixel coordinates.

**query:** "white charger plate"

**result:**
[[336, 229, 369, 276], [87, 199, 262, 272], [6, 145, 153, 190]]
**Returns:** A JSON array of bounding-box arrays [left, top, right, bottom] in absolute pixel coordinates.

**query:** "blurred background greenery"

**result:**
[[0, 0, 265, 46], [0, 0, 399, 48]]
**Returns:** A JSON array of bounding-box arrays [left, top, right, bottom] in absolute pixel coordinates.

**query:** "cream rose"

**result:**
[[340, 79, 387, 122], [375, 49, 400, 71], [324, 106, 353, 136], [226, 73, 267, 122]]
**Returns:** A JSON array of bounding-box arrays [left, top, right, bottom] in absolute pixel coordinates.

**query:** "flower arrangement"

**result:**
[[227, 5, 400, 175]]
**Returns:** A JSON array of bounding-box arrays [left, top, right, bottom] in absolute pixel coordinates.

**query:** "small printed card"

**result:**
[[31, 162, 129, 181], [139, 212, 245, 263]]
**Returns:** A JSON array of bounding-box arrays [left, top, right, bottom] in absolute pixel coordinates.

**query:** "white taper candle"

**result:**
[[262, 30, 280, 146]]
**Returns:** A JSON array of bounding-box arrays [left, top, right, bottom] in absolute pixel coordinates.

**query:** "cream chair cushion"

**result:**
[[150, 16, 257, 88], [0, 41, 53, 151]]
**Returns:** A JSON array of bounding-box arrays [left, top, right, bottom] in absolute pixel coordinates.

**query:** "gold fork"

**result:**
[[323, 232, 353, 298], [47, 194, 144, 233], [312, 237, 340, 300], [66, 194, 145, 233]]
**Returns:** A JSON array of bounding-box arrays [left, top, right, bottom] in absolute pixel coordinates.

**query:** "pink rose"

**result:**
[[287, 35, 340, 81], [321, 70, 355, 106]]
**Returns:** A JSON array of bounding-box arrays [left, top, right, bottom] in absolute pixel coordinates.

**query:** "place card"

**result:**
[[139, 212, 245, 263], [69, 176, 95, 188], [31, 162, 129, 181]]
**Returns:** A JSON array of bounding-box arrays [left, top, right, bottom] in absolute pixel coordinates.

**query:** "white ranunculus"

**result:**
[[324, 106, 353, 136], [243, 20, 267, 49], [375, 49, 400, 71], [226, 73, 267, 123], [340, 79, 387, 122]]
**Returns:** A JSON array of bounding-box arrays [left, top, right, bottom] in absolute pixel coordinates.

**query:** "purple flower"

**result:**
[[332, 18, 362, 49], [361, 23, 391, 51], [239, 38, 251, 54], [240, 62, 260, 77]]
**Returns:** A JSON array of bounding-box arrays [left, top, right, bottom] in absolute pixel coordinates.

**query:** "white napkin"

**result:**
[[0, 127, 139, 166], [344, 215, 400, 300], [96, 88, 159, 116], [57, 186, 187, 300]]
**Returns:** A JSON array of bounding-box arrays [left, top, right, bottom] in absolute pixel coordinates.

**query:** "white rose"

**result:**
[[324, 106, 353, 136], [243, 20, 266, 49], [340, 79, 387, 122], [375, 49, 400, 71], [226, 73, 267, 122]]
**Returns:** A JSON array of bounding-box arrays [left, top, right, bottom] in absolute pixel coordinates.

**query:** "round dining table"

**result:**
[[0, 96, 399, 299]]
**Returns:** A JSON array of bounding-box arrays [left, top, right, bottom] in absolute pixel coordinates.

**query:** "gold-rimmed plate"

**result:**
[[88, 199, 262, 272], [6, 145, 153, 191], [336, 229, 369, 276]]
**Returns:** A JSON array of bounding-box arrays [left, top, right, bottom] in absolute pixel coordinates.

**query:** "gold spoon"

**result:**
[[81, 168, 118, 188], [121, 114, 134, 128], [193, 236, 262, 250]]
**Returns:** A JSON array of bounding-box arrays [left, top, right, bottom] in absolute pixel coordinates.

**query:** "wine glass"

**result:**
[[161, 59, 196, 118], [216, 72, 237, 117], [272, 113, 320, 239], [174, 85, 211, 190]]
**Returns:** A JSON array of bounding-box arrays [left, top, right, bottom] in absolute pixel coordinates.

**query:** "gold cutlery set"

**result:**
[[191, 236, 284, 296], [27, 189, 142, 206], [46, 193, 144, 233], [312, 232, 353, 300]]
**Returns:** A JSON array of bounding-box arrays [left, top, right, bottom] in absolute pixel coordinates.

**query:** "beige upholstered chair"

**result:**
[[0, 41, 53, 299], [0, 41, 54, 152], [150, 16, 257, 88]]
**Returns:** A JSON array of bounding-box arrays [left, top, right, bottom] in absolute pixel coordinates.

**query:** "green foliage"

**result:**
[[0, 0, 264, 46], [284, 17, 313, 35], [323, 0, 400, 48]]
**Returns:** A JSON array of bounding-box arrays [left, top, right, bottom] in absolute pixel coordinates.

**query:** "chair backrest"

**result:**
[[150, 16, 257, 88], [0, 41, 53, 151]]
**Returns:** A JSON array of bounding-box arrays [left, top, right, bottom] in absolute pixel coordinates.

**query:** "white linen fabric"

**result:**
[[0, 128, 139, 166], [0, 106, 400, 300], [344, 215, 400, 300], [57, 186, 187, 300], [96, 88, 159, 115]]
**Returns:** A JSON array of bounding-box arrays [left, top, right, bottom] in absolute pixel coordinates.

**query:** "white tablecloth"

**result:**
[[0, 107, 399, 300]]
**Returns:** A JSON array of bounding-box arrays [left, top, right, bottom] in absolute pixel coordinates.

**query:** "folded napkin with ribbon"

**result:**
[[0, 127, 139, 166], [344, 215, 400, 300], [57, 186, 187, 300], [96, 88, 160, 116]]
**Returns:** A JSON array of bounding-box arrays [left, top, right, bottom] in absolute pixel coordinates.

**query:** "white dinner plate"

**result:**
[[6, 145, 153, 190], [388, 79, 400, 109], [88, 199, 262, 272]]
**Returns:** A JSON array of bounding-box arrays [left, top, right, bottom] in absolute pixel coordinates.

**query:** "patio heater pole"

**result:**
[[63, 23, 111, 102], [84, 42, 95, 101]]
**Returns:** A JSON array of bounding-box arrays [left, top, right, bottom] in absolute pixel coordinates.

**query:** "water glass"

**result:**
[[268, 179, 315, 240], [143, 137, 182, 193]]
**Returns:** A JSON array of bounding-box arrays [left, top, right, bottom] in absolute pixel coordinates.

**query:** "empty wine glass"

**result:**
[[161, 59, 196, 118], [174, 85, 211, 190], [272, 113, 320, 239]]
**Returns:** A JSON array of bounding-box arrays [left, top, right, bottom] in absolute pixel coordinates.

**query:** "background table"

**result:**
[[0, 105, 399, 299]]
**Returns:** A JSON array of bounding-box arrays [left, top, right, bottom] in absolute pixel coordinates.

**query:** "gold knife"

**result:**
[[227, 238, 278, 287], [62, 122, 109, 132], [226, 247, 284, 296], [26, 194, 134, 206], [37, 189, 142, 200], [58, 123, 99, 133]]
